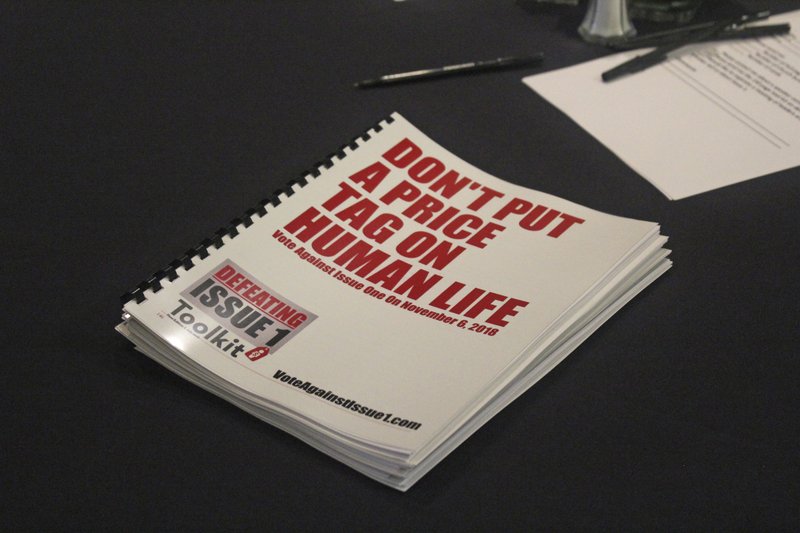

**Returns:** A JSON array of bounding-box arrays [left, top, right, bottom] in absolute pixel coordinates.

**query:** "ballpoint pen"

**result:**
[[601, 10, 772, 82], [608, 9, 770, 48], [609, 23, 789, 50], [354, 54, 545, 88]]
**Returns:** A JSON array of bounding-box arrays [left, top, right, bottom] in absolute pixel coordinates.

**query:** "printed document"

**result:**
[[117, 113, 670, 490], [523, 10, 800, 200]]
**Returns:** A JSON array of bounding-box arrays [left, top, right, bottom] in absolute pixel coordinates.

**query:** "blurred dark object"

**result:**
[[518, 0, 705, 26], [517, 0, 775, 45], [524, 0, 581, 5], [630, 0, 704, 22]]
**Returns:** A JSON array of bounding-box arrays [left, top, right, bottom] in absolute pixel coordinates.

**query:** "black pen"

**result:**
[[610, 22, 786, 50], [354, 54, 545, 88], [608, 10, 771, 49], [602, 10, 771, 82], [706, 22, 790, 41]]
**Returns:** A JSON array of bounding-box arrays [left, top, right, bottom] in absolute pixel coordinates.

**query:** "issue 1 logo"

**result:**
[[179, 259, 317, 357]]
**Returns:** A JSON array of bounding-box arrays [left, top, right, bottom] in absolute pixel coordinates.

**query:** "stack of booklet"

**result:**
[[117, 113, 671, 491]]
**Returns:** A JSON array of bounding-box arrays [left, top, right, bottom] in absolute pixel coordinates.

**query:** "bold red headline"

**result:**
[[278, 137, 587, 328]]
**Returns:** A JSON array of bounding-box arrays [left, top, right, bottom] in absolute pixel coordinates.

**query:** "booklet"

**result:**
[[117, 113, 671, 490]]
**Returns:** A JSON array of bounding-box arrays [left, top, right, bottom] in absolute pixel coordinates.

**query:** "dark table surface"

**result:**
[[3, 1, 799, 530]]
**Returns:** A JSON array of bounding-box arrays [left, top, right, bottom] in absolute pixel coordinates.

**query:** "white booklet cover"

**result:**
[[118, 113, 670, 490]]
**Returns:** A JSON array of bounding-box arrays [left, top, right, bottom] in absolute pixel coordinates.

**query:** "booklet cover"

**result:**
[[118, 113, 671, 490]]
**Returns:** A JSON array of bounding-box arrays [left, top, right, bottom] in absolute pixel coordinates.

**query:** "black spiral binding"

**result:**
[[121, 114, 397, 305]]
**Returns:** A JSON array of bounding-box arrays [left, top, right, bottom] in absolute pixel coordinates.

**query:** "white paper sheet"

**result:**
[[523, 10, 800, 200]]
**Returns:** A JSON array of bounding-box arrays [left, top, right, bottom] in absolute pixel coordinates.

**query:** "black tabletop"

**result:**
[[3, 1, 799, 530]]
